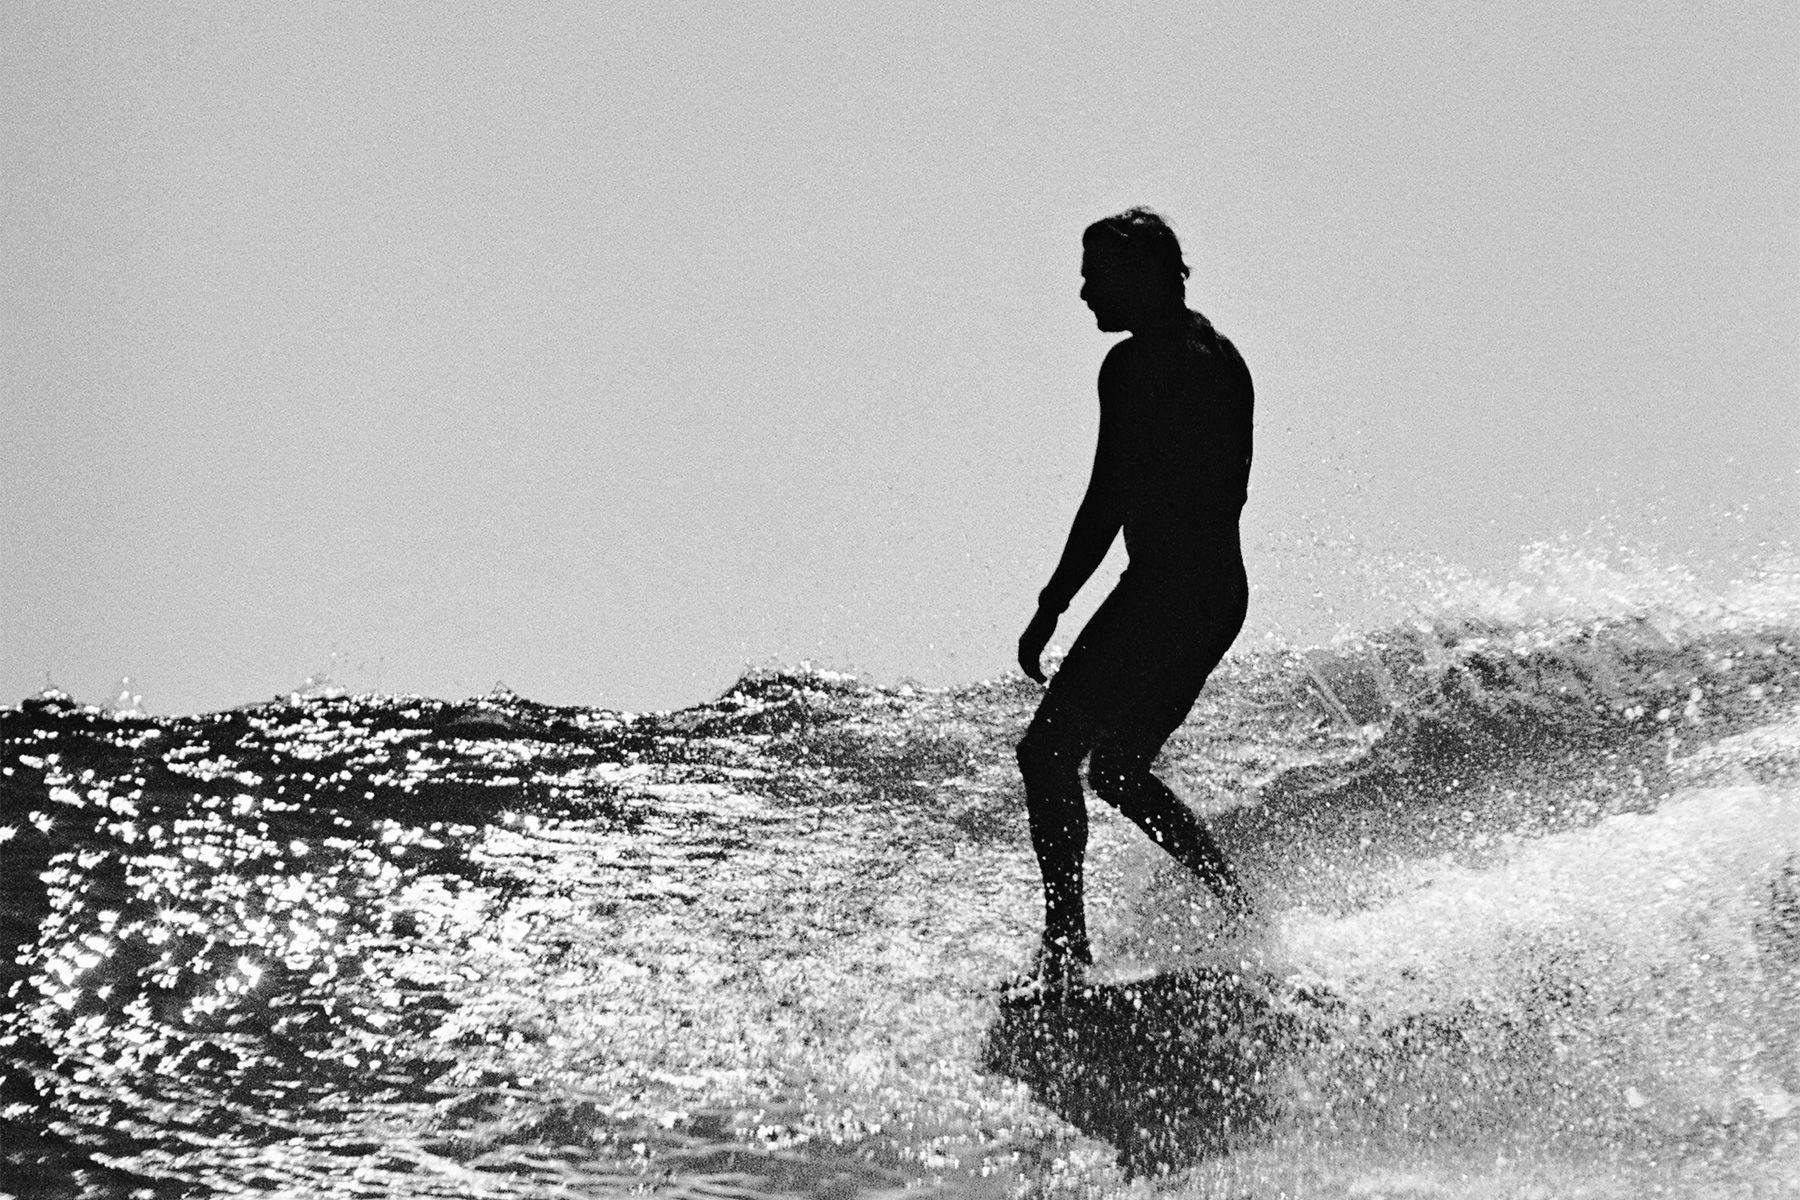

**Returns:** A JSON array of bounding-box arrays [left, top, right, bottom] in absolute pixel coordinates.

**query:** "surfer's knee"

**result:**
[[1087, 742, 1153, 808], [1014, 727, 1054, 779], [1016, 724, 1076, 786]]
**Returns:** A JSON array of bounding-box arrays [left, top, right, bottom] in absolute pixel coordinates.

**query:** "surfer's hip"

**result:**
[[1115, 556, 1248, 624]]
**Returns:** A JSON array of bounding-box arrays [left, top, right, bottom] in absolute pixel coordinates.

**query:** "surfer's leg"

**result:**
[[1088, 739, 1252, 915], [1079, 603, 1253, 915], [1016, 695, 1099, 962]]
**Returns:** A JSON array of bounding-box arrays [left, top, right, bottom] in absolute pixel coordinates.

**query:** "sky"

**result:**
[[4, 1, 1796, 715]]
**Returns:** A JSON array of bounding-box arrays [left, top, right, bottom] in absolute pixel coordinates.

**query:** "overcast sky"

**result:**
[[4, 2, 1796, 714]]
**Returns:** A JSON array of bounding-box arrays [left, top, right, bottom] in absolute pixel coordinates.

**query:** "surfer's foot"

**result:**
[[1211, 872, 1256, 921], [1211, 882, 1268, 937], [999, 934, 1092, 1006]]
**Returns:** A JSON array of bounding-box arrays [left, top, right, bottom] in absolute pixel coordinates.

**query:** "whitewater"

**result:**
[[2, 548, 1796, 1198]]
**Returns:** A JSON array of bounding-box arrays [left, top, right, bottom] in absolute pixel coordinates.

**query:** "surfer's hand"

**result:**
[[1018, 607, 1058, 684]]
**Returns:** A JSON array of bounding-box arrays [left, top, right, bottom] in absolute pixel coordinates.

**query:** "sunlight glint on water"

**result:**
[[0, 543, 1796, 1198]]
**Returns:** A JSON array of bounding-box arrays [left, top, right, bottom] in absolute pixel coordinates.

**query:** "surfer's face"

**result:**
[[1080, 250, 1130, 332], [1080, 248, 1164, 333]]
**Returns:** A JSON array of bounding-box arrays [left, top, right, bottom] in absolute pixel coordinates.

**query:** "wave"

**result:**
[[1, 547, 1796, 1196]]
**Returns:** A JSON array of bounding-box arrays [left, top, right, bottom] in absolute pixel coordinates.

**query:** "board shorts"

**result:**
[[1043, 564, 1247, 752]]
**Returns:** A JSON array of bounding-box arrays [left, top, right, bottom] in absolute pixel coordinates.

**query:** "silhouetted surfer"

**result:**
[[1012, 208, 1254, 998]]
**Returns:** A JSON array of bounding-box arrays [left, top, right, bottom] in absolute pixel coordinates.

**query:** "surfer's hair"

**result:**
[[1082, 207, 1190, 289]]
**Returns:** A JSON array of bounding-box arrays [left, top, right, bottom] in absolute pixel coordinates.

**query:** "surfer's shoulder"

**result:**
[[1097, 337, 1139, 399], [1191, 314, 1250, 385], [1212, 326, 1244, 364], [1101, 336, 1139, 369]]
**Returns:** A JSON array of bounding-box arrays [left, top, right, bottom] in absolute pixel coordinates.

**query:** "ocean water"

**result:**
[[2, 549, 1797, 1198]]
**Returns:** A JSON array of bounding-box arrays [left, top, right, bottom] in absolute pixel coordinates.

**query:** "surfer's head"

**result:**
[[1081, 207, 1190, 334]]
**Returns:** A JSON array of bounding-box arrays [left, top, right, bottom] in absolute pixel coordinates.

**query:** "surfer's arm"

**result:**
[[1037, 396, 1124, 616]]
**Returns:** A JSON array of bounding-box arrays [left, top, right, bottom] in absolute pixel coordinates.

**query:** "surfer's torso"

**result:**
[[1095, 311, 1253, 600]]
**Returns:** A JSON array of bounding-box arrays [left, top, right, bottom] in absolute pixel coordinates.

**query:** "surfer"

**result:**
[[1012, 207, 1255, 997]]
